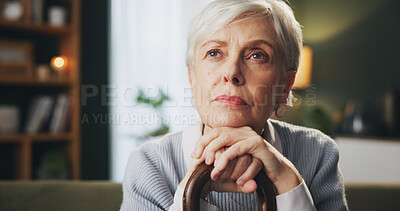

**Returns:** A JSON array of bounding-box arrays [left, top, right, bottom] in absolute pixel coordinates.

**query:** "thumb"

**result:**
[[210, 180, 257, 193], [188, 158, 204, 173]]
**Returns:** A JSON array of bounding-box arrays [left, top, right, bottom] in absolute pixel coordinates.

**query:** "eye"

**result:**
[[246, 50, 269, 63], [207, 49, 221, 58], [252, 53, 265, 60]]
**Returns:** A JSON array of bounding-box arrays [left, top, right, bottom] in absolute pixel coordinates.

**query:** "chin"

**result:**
[[200, 111, 251, 128]]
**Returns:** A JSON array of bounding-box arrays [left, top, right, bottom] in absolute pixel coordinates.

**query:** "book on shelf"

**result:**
[[25, 95, 53, 134], [25, 94, 71, 134], [31, 0, 44, 23], [49, 94, 70, 133]]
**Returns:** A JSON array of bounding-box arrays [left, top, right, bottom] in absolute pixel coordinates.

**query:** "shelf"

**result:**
[[0, 20, 70, 36], [0, 0, 80, 180], [0, 133, 72, 143], [0, 77, 72, 87], [334, 135, 400, 142]]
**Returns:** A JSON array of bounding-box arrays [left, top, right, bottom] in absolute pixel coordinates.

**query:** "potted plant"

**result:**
[[136, 88, 170, 137], [36, 150, 68, 180]]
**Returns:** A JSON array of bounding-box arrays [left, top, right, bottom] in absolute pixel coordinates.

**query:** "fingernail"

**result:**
[[210, 173, 216, 180], [211, 170, 218, 180], [237, 179, 244, 186], [206, 155, 211, 165]]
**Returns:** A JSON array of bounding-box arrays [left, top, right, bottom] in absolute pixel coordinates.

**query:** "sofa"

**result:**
[[0, 181, 399, 211], [0, 181, 122, 211]]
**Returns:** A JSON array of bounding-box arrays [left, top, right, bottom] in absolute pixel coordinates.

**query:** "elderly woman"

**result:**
[[121, 0, 348, 210]]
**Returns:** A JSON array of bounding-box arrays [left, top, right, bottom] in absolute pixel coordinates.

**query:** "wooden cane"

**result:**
[[183, 162, 277, 211]]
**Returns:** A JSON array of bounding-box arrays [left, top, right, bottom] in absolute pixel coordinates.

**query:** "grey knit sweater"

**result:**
[[120, 120, 348, 210]]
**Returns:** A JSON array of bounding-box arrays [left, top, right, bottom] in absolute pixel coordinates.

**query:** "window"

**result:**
[[110, 0, 212, 182]]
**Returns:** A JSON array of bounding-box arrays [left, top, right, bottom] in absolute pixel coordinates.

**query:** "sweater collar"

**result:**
[[181, 120, 283, 169]]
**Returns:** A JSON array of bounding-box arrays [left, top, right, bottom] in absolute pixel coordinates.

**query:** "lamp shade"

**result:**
[[293, 46, 313, 89]]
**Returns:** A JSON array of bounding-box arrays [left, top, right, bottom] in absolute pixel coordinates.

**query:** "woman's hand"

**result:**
[[192, 126, 303, 195], [178, 149, 259, 194], [211, 147, 262, 193]]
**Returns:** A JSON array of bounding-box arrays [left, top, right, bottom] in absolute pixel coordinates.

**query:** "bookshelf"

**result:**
[[0, 19, 70, 36], [0, 0, 80, 180], [0, 76, 72, 86]]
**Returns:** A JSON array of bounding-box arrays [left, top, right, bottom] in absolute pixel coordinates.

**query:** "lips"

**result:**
[[213, 95, 248, 106]]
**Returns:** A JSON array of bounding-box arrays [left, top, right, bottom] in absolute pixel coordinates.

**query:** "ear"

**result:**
[[277, 70, 296, 104], [283, 70, 296, 94]]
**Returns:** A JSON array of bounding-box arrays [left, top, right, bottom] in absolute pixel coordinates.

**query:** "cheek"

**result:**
[[250, 72, 279, 107], [194, 65, 220, 93], [254, 85, 273, 107], [191, 73, 212, 105]]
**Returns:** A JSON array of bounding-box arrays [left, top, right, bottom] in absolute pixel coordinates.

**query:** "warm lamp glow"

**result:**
[[50, 56, 68, 71], [293, 46, 313, 89]]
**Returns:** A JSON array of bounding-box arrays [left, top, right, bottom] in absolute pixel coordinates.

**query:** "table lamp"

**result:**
[[293, 46, 313, 89]]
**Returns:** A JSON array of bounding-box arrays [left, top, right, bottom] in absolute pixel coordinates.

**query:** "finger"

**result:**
[[193, 126, 251, 159], [211, 147, 231, 180], [210, 180, 257, 193], [230, 154, 252, 180], [236, 157, 263, 186], [204, 127, 262, 165], [191, 128, 222, 159], [187, 157, 205, 173], [211, 148, 227, 180], [241, 179, 258, 194], [204, 133, 232, 165], [210, 180, 242, 193], [214, 137, 263, 172], [213, 147, 226, 170], [213, 158, 237, 181], [203, 128, 254, 164]]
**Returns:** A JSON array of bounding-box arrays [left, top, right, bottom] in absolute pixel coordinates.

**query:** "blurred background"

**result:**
[[0, 0, 399, 204]]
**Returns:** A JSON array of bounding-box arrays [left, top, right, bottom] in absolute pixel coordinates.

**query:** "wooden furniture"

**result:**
[[0, 0, 80, 180], [183, 163, 277, 211]]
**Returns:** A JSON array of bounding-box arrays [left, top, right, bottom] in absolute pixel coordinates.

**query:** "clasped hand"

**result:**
[[179, 126, 303, 195]]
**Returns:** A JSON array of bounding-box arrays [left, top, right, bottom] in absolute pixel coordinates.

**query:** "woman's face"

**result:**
[[189, 17, 293, 133]]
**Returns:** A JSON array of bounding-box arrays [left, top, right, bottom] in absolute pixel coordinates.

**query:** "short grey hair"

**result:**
[[186, 0, 303, 74]]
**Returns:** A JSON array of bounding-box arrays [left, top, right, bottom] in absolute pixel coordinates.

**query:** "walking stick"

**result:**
[[183, 162, 277, 211]]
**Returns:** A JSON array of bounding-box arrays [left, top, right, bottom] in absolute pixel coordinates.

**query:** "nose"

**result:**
[[222, 57, 244, 86]]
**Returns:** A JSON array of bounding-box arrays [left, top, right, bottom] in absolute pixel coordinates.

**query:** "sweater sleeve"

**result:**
[[120, 144, 174, 211], [169, 186, 219, 211], [273, 120, 349, 211], [309, 137, 348, 211]]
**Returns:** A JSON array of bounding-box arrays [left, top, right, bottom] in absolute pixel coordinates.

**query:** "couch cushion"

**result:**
[[0, 181, 122, 211], [345, 183, 400, 211], [2, 181, 400, 211]]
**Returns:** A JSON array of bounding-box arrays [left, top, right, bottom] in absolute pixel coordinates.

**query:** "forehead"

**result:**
[[198, 16, 279, 50]]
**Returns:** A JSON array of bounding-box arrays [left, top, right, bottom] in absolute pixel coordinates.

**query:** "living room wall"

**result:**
[[280, 0, 400, 134], [80, 0, 110, 180], [294, 0, 400, 113]]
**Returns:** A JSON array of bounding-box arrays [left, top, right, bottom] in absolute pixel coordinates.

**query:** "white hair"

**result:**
[[185, 0, 302, 106]]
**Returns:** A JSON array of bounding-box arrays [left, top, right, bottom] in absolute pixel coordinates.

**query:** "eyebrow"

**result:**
[[246, 40, 275, 52], [200, 40, 227, 49], [200, 39, 275, 52]]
